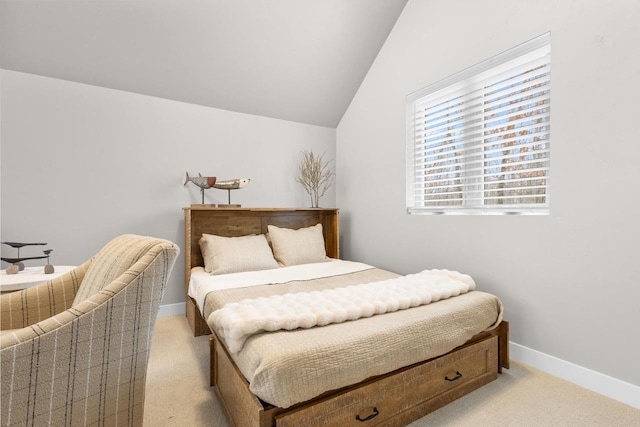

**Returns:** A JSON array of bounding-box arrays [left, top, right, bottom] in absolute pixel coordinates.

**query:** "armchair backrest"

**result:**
[[72, 234, 173, 306]]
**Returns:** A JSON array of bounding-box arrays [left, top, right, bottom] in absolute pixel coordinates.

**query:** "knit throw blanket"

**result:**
[[209, 269, 476, 354]]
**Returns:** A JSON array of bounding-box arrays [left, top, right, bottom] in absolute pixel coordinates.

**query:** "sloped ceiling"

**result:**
[[0, 0, 407, 127]]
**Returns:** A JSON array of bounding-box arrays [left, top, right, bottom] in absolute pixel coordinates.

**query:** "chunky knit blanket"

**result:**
[[209, 269, 476, 353]]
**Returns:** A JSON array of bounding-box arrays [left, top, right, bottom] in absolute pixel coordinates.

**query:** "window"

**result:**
[[406, 33, 551, 215]]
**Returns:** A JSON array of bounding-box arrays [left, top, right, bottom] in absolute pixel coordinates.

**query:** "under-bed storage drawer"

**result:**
[[275, 336, 498, 427]]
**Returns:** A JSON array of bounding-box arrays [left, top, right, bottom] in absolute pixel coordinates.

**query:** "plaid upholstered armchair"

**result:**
[[0, 234, 179, 427]]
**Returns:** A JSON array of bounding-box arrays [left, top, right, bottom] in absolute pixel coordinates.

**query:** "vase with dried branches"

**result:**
[[296, 150, 335, 208]]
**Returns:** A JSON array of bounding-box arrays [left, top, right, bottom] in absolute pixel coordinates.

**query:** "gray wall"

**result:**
[[336, 0, 640, 387], [1, 70, 336, 305]]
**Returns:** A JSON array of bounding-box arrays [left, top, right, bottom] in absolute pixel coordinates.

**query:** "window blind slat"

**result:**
[[412, 55, 550, 110], [414, 143, 550, 171], [414, 84, 550, 137], [414, 170, 549, 190], [414, 118, 549, 157], [413, 91, 549, 145]]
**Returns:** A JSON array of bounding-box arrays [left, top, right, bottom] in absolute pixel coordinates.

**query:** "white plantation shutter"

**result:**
[[407, 33, 551, 214]]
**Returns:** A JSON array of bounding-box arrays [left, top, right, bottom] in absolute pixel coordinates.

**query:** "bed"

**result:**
[[183, 206, 509, 427]]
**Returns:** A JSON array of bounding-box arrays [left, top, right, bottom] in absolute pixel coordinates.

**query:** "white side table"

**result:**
[[0, 265, 76, 293]]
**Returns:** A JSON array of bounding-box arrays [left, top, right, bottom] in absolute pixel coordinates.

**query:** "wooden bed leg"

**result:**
[[497, 320, 510, 372], [210, 336, 217, 387]]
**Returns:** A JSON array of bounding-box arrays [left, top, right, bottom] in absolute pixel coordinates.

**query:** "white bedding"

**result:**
[[210, 269, 477, 353], [189, 259, 373, 313]]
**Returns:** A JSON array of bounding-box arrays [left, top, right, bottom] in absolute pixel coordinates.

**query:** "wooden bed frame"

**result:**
[[183, 206, 509, 427]]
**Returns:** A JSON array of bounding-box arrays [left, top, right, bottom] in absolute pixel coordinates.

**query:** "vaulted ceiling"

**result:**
[[0, 0, 407, 127]]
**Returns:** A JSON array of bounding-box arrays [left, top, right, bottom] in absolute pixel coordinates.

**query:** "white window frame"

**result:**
[[406, 33, 551, 215]]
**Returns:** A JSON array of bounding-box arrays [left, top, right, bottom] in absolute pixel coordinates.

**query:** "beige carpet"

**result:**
[[144, 316, 640, 426]]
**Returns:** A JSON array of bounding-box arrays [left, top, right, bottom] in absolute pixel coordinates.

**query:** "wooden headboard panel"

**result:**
[[183, 207, 339, 335]]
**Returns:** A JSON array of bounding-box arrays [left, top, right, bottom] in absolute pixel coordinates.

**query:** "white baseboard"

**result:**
[[510, 342, 640, 410], [158, 302, 186, 318]]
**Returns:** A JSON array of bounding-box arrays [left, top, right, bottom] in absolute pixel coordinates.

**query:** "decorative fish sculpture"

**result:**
[[184, 172, 217, 189], [213, 178, 251, 190]]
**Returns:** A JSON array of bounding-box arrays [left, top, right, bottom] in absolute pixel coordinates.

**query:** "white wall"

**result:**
[[1, 70, 336, 305], [337, 0, 640, 389]]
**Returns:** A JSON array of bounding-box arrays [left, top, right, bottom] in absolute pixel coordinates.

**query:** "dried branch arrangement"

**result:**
[[296, 150, 335, 208]]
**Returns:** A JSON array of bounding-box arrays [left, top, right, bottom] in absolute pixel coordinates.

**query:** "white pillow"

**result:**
[[199, 233, 278, 275], [267, 223, 328, 267]]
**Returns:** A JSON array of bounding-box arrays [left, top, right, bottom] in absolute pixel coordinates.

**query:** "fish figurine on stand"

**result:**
[[184, 172, 217, 205], [184, 172, 250, 206], [1, 242, 52, 274], [213, 178, 250, 207], [1, 241, 48, 273]]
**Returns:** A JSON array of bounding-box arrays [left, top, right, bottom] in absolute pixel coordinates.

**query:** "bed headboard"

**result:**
[[183, 206, 339, 283], [182, 206, 339, 336], [183, 205, 340, 336]]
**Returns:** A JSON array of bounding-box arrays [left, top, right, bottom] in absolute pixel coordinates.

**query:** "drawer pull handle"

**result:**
[[445, 371, 463, 382], [355, 407, 379, 422]]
